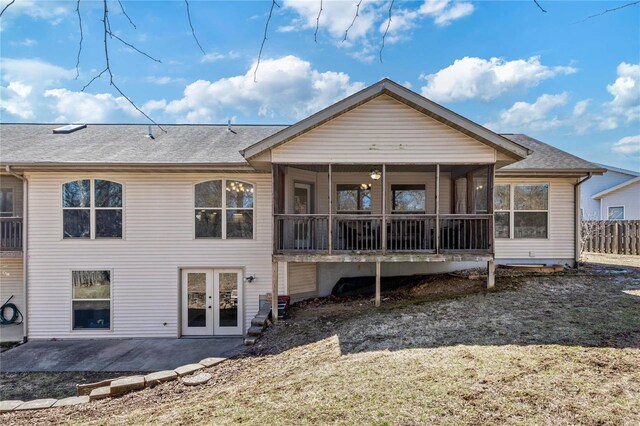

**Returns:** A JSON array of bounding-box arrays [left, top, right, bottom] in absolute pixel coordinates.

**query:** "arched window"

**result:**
[[195, 180, 254, 239], [63, 179, 123, 239]]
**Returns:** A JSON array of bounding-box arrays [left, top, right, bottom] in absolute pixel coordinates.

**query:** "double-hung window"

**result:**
[[62, 179, 123, 239], [494, 183, 549, 239], [0, 188, 14, 217], [72, 270, 111, 330], [336, 184, 371, 214], [391, 184, 425, 214], [195, 180, 254, 239]]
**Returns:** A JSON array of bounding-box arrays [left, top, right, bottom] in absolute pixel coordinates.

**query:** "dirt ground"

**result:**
[[2, 258, 639, 425]]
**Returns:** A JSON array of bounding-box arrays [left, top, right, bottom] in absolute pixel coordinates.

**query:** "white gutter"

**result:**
[[574, 173, 593, 265], [5, 165, 28, 343]]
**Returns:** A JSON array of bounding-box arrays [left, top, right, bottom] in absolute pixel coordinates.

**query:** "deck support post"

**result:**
[[328, 163, 333, 255], [375, 261, 381, 307], [435, 164, 440, 254], [487, 259, 495, 289], [272, 261, 279, 322], [381, 164, 387, 254]]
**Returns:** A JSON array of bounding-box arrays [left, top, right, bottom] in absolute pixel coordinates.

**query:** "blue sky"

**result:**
[[1, 0, 639, 170]]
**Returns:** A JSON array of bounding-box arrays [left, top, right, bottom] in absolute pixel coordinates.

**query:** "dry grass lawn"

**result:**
[[3, 260, 639, 425]]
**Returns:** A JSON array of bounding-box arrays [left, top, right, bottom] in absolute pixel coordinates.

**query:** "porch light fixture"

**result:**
[[370, 169, 382, 180]]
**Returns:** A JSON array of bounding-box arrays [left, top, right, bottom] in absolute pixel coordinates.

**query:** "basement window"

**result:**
[[72, 270, 111, 330]]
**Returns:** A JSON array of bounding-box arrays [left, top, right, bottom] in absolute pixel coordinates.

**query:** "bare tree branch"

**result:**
[[343, 0, 363, 42], [75, 0, 83, 79], [254, 0, 280, 83], [107, 30, 162, 63], [117, 0, 136, 29], [533, 0, 547, 13], [184, 0, 205, 54], [314, 0, 323, 43], [379, 0, 394, 63], [82, 1, 165, 132], [0, 0, 15, 18], [574, 1, 640, 24]]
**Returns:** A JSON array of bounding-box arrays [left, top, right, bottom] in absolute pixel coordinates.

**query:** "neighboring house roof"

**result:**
[[596, 163, 640, 177], [241, 78, 530, 161], [0, 124, 286, 168], [498, 134, 605, 175], [592, 176, 640, 199]]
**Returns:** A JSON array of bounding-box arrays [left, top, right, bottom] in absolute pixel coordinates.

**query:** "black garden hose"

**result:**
[[0, 295, 23, 325]]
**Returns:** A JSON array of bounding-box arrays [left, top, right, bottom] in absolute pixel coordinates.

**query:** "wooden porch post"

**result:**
[[272, 261, 279, 322], [328, 163, 333, 255], [435, 164, 440, 254], [381, 164, 387, 254], [375, 261, 381, 307], [487, 259, 495, 289], [487, 164, 495, 255]]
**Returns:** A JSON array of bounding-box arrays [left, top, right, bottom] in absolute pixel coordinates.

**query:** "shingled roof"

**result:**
[[499, 134, 605, 174], [0, 124, 604, 175], [0, 124, 286, 167]]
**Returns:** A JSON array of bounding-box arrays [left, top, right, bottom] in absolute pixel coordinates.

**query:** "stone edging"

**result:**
[[0, 357, 225, 414]]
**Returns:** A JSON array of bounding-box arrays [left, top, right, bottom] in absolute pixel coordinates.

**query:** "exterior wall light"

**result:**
[[370, 169, 382, 180]]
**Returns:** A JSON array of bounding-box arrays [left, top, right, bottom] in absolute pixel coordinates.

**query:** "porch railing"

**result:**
[[439, 214, 491, 252], [275, 214, 491, 254], [275, 214, 329, 253], [0, 217, 23, 251]]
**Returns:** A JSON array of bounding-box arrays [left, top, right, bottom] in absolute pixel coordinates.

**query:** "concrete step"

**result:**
[[247, 325, 264, 336], [243, 336, 258, 346]]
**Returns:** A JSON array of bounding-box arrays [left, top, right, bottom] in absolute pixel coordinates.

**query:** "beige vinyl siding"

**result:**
[[0, 258, 24, 342], [26, 172, 273, 339], [288, 263, 317, 301], [495, 177, 577, 260], [0, 175, 24, 217], [272, 95, 497, 164]]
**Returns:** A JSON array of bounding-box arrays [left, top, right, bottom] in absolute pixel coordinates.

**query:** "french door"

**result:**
[[181, 269, 243, 336]]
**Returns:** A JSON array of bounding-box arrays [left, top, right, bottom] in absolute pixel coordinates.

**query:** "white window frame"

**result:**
[[607, 205, 625, 220], [61, 179, 124, 240], [494, 183, 511, 239], [70, 269, 113, 332], [495, 183, 550, 240], [193, 179, 256, 240], [0, 187, 14, 217]]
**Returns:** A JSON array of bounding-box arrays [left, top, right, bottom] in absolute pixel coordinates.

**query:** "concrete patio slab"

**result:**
[[0, 338, 244, 372]]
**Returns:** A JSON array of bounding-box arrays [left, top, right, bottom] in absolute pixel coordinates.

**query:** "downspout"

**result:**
[[5, 166, 28, 343], [574, 173, 593, 267]]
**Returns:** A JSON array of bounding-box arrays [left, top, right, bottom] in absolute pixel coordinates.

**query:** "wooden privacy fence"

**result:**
[[583, 220, 640, 255]]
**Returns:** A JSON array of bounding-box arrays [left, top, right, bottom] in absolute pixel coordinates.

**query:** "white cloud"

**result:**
[[43, 89, 138, 123], [0, 58, 140, 123], [200, 51, 241, 63], [10, 38, 37, 47], [606, 62, 640, 123], [145, 76, 185, 85], [485, 93, 569, 132], [420, 56, 577, 102], [161, 55, 364, 123], [0, 0, 72, 27], [419, 0, 474, 26], [612, 135, 640, 156], [279, 0, 473, 62]]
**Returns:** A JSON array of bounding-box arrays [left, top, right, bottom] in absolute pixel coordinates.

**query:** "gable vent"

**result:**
[[53, 124, 86, 134]]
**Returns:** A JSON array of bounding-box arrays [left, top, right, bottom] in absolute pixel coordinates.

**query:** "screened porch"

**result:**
[[272, 163, 495, 258]]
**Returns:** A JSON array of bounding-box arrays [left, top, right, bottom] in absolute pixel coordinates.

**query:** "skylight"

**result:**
[[53, 124, 87, 134]]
